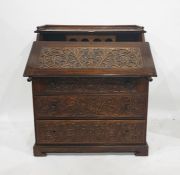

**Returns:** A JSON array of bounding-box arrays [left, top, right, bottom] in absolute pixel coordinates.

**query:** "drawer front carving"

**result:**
[[36, 120, 146, 144], [33, 77, 147, 95], [34, 94, 146, 119]]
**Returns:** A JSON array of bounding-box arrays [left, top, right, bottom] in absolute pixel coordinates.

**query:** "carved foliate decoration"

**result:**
[[35, 95, 146, 117], [39, 47, 143, 69], [45, 78, 138, 94], [36, 120, 145, 144]]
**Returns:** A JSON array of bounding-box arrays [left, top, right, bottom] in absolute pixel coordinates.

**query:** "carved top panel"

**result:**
[[39, 47, 143, 69]]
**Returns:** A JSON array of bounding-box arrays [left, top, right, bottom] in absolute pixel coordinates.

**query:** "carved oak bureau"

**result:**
[[23, 25, 157, 156]]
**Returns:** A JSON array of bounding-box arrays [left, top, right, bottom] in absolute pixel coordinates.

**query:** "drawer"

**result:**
[[34, 94, 147, 119], [33, 77, 148, 95], [36, 120, 146, 145]]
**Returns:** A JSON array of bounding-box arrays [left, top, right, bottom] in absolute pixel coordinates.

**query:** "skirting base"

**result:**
[[33, 143, 148, 157]]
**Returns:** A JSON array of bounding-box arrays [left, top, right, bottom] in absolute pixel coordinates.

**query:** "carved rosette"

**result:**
[[39, 47, 143, 69]]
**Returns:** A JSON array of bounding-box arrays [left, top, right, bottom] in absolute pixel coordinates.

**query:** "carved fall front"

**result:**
[[39, 47, 143, 69]]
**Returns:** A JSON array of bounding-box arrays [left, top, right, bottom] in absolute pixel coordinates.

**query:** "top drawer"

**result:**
[[33, 77, 148, 95]]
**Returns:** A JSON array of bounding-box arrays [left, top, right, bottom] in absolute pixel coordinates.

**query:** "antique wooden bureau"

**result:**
[[23, 25, 157, 156]]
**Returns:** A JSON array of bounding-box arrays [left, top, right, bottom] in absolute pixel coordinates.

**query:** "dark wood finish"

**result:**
[[34, 94, 146, 119], [66, 35, 116, 42], [36, 120, 146, 144], [35, 25, 146, 33], [23, 25, 157, 156], [35, 25, 145, 42], [23, 42, 157, 77], [33, 77, 147, 95], [33, 144, 148, 156]]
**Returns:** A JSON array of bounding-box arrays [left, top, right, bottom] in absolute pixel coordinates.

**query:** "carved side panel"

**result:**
[[34, 94, 146, 118], [36, 120, 146, 144]]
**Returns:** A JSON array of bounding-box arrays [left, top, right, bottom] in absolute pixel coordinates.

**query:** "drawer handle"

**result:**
[[50, 104, 57, 110], [125, 129, 129, 133], [124, 80, 134, 89], [124, 104, 130, 112], [49, 81, 57, 88]]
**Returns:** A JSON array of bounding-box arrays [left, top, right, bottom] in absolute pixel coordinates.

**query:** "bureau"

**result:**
[[23, 25, 157, 156]]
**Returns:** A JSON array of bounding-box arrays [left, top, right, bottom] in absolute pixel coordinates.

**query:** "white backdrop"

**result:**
[[0, 0, 180, 174]]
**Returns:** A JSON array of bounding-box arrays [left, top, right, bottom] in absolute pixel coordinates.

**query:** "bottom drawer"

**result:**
[[36, 120, 146, 145]]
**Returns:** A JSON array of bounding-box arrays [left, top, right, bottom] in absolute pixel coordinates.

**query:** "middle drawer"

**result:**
[[34, 94, 147, 119]]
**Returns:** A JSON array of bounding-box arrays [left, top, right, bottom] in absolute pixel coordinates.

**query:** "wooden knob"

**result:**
[[27, 77, 32, 82], [148, 77, 153, 82], [145, 77, 153, 82]]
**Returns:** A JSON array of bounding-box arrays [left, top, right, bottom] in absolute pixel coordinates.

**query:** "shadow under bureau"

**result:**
[[23, 25, 157, 156]]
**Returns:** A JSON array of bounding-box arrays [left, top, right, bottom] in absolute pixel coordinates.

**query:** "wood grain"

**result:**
[[36, 120, 146, 145], [33, 77, 147, 95], [34, 94, 146, 119]]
